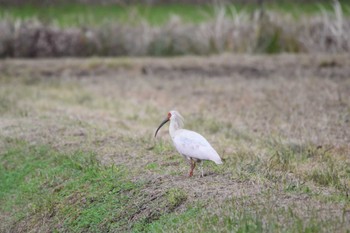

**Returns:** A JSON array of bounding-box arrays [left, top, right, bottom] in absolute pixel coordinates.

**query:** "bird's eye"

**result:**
[[168, 112, 171, 119]]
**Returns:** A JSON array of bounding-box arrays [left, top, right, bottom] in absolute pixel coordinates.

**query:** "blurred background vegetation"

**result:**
[[0, 0, 349, 57], [1, 0, 349, 26]]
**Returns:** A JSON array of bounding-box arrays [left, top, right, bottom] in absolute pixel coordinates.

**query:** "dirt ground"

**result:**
[[0, 54, 349, 231]]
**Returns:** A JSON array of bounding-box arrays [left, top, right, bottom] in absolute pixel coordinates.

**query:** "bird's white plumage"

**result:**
[[155, 110, 223, 177], [167, 110, 223, 165], [173, 129, 222, 164]]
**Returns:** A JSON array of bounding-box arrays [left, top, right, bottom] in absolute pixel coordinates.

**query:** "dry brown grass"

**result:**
[[0, 54, 349, 232]]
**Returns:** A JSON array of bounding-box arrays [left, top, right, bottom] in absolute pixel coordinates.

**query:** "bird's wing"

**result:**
[[173, 129, 222, 164]]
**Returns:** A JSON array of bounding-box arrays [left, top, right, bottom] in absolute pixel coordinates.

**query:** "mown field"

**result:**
[[0, 55, 349, 232]]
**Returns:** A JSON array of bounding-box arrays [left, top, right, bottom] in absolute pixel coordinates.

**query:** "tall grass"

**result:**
[[0, 2, 349, 57]]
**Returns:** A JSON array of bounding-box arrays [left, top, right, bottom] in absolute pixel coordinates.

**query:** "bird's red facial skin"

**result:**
[[167, 112, 172, 119]]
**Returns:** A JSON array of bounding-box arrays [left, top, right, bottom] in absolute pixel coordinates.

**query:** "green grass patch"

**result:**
[[0, 4, 213, 26], [0, 141, 140, 232], [166, 188, 187, 211], [263, 0, 350, 16], [139, 198, 334, 233], [1, 2, 349, 27], [0, 139, 346, 232]]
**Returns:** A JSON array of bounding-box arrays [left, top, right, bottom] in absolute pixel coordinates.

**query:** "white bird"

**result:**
[[155, 110, 223, 177]]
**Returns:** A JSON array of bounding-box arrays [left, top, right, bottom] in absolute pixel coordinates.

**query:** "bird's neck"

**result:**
[[169, 120, 182, 138]]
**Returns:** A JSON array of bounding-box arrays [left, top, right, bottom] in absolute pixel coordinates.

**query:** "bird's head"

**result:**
[[154, 110, 184, 137]]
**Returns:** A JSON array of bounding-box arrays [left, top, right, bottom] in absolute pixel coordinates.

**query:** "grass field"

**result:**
[[0, 55, 349, 232], [1, 2, 350, 26]]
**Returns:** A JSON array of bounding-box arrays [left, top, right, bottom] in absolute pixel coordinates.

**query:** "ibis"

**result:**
[[155, 110, 223, 177]]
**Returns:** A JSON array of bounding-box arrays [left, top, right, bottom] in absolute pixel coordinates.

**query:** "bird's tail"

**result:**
[[214, 159, 223, 165]]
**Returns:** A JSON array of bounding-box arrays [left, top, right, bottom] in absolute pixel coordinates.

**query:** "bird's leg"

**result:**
[[189, 159, 196, 177], [200, 160, 204, 178], [189, 159, 194, 177]]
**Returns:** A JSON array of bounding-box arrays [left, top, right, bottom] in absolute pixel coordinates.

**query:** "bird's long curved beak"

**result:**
[[155, 118, 169, 137]]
